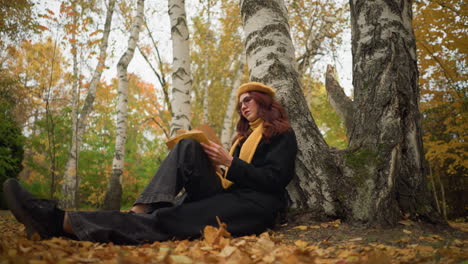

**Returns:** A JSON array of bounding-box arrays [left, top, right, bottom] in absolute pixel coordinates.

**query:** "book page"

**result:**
[[165, 124, 220, 149]]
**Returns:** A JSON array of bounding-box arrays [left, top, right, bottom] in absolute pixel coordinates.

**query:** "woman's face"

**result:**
[[239, 92, 259, 122]]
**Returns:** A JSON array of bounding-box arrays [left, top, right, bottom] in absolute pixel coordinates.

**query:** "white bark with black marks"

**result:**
[[64, 6, 79, 207], [338, 0, 438, 224], [241, 0, 439, 226], [169, 0, 192, 137], [61, 0, 116, 209], [240, 0, 340, 215], [102, 0, 144, 210]]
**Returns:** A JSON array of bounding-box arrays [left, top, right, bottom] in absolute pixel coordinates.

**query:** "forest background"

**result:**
[[0, 0, 466, 220]]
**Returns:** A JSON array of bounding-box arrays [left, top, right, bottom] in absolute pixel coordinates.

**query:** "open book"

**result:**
[[165, 124, 221, 150]]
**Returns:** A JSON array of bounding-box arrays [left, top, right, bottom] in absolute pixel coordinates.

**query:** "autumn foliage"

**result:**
[[413, 0, 467, 219], [1, 213, 467, 263]]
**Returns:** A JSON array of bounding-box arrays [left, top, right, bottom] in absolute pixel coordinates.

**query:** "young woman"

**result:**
[[3, 82, 298, 245]]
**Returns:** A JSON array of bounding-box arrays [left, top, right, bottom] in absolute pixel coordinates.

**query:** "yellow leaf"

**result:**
[[217, 245, 236, 257], [202, 225, 218, 245], [397, 237, 410, 243], [294, 240, 308, 248], [256, 236, 275, 252], [8, 249, 17, 257], [293, 225, 308, 231], [403, 229, 412, 234], [169, 255, 193, 264], [453, 239, 463, 247], [30, 232, 41, 241], [398, 220, 413, 226], [29, 261, 49, 264]]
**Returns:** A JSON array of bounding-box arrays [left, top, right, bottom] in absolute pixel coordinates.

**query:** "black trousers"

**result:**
[[134, 138, 223, 208], [68, 139, 222, 244], [67, 139, 278, 244]]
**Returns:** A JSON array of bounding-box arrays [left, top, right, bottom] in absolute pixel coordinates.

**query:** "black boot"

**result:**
[[3, 178, 64, 239]]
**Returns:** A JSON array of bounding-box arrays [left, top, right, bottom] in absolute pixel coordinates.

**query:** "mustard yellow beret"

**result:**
[[236, 82, 276, 101]]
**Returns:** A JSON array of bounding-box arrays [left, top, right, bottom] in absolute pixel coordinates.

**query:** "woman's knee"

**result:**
[[177, 139, 203, 152]]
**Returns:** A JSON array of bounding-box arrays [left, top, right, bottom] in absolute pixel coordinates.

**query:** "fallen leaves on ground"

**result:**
[[0, 214, 467, 264]]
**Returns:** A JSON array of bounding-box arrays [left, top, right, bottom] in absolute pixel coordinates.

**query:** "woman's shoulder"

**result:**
[[271, 128, 297, 145]]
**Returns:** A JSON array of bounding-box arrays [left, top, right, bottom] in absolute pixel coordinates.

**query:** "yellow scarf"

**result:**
[[217, 119, 264, 189]]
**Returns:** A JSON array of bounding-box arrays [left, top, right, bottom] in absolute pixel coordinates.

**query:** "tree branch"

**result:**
[[420, 41, 463, 98], [325, 64, 354, 139], [137, 45, 172, 114]]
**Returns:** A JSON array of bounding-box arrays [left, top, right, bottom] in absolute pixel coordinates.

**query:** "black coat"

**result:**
[[157, 129, 298, 239]]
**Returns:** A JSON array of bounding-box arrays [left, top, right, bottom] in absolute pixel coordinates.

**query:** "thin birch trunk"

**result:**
[[45, 35, 59, 200], [429, 166, 441, 214], [65, 4, 80, 207], [61, 0, 116, 209], [169, 0, 192, 137], [102, 0, 145, 211], [20, 109, 38, 181], [220, 58, 244, 148], [202, 60, 210, 124], [202, 1, 212, 124], [240, 0, 340, 214], [435, 168, 448, 220]]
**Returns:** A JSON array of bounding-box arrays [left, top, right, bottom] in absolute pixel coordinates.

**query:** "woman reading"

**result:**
[[4, 82, 298, 244]]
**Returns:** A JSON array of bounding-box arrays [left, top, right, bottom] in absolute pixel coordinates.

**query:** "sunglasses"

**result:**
[[238, 96, 253, 108]]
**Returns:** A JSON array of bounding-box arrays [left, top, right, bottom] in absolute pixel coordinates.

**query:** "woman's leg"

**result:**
[[3, 178, 66, 239], [132, 139, 223, 213], [63, 213, 74, 235], [130, 204, 147, 213]]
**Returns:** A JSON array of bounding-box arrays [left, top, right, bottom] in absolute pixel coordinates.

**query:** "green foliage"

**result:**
[[306, 78, 347, 149], [190, 0, 244, 133], [75, 76, 169, 209], [0, 73, 25, 209], [23, 107, 72, 199]]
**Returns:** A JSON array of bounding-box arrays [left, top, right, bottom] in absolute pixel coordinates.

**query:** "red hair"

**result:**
[[234, 91, 291, 142]]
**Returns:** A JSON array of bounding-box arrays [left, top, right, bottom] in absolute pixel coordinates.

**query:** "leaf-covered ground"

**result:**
[[0, 211, 467, 264]]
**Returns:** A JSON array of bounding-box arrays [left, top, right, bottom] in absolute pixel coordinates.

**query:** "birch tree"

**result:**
[[240, 0, 439, 225], [168, 0, 192, 137], [240, 0, 339, 215], [61, 0, 116, 208], [102, 0, 145, 210], [201, 0, 214, 124]]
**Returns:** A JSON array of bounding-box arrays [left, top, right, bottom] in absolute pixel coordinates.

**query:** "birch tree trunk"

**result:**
[[429, 167, 441, 214], [240, 0, 341, 215], [241, 0, 439, 226], [201, 1, 213, 124], [220, 58, 244, 148], [340, 0, 438, 224], [168, 0, 192, 137], [102, 0, 144, 210], [65, 6, 79, 207], [61, 0, 116, 209]]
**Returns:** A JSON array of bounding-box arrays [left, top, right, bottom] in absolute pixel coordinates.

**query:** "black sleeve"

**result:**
[[225, 130, 297, 193]]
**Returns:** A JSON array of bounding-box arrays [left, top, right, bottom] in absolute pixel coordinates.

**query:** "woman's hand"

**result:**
[[200, 141, 233, 167]]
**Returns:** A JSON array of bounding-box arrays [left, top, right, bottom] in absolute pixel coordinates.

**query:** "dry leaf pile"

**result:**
[[1, 214, 467, 264]]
